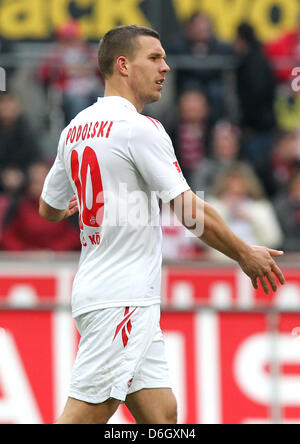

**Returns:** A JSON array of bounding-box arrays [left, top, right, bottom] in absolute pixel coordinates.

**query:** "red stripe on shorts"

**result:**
[[113, 307, 137, 347]]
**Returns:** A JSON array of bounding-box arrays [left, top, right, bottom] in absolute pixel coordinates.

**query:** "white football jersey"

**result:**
[[42, 96, 190, 317]]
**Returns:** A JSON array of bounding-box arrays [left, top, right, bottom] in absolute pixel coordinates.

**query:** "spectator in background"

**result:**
[[273, 169, 300, 252], [0, 166, 25, 239], [191, 120, 243, 195], [0, 36, 16, 86], [167, 12, 233, 122], [275, 90, 300, 133], [38, 20, 104, 125], [267, 131, 300, 197], [0, 193, 9, 241], [0, 93, 41, 193], [234, 23, 277, 176], [205, 163, 283, 259], [0, 161, 81, 252], [264, 13, 300, 85], [168, 89, 211, 184], [264, 14, 300, 140]]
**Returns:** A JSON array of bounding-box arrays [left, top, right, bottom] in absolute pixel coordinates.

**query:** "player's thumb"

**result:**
[[267, 248, 284, 257]]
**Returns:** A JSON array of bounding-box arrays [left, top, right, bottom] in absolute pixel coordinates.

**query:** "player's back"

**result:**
[[62, 96, 163, 316], [42, 95, 189, 316]]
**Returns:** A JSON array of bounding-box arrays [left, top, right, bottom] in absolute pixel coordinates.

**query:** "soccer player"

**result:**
[[39, 25, 285, 424]]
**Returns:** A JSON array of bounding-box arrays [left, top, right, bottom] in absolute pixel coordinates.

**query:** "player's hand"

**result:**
[[64, 195, 79, 219], [238, 246, 285, 294]]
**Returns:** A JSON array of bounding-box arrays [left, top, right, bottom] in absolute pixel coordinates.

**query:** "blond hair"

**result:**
[[212, 162, 266, 200]]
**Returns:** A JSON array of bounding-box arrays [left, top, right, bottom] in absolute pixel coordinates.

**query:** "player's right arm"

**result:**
[[39, 195, 78, 222], [39, 128, 77, 222], [170, 189, 285, 294]]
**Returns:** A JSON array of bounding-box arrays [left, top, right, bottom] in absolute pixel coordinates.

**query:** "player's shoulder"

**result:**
[[138, 113, 164, 130], [61, 103, 96, 139], [58, 125, 70, 147], [131, 113, 167, 138], [72, 102, 97, 123], [141, 114, 164, 131]]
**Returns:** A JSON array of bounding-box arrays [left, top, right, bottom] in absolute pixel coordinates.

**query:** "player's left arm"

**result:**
[[39, 195, 78, 222], [170, 190, 285, 294]]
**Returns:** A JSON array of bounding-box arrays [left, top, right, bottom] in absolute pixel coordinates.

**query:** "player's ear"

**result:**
[[116, 56, 129, 77]]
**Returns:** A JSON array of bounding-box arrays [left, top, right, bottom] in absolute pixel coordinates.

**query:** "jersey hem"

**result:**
[[72, 298, 161, 318]]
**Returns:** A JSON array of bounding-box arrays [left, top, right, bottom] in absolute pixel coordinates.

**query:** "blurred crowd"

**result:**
[[1, 15, 300, 259]]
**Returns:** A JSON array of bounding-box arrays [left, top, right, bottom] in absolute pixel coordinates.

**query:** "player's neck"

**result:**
[[104, 83, 143, 113]]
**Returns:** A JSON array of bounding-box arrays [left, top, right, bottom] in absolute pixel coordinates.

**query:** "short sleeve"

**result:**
[[128, 119, 190, 203], [41, 131, 74, 210]]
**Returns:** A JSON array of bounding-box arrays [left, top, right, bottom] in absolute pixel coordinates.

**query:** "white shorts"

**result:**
[[69, 304, 172, 404]]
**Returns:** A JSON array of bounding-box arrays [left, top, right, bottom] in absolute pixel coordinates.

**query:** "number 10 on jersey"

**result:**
[[71, 146, 104, 229]]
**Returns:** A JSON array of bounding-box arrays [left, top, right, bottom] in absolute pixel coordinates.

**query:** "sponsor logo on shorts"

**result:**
[[113, 307, 137, 347]]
